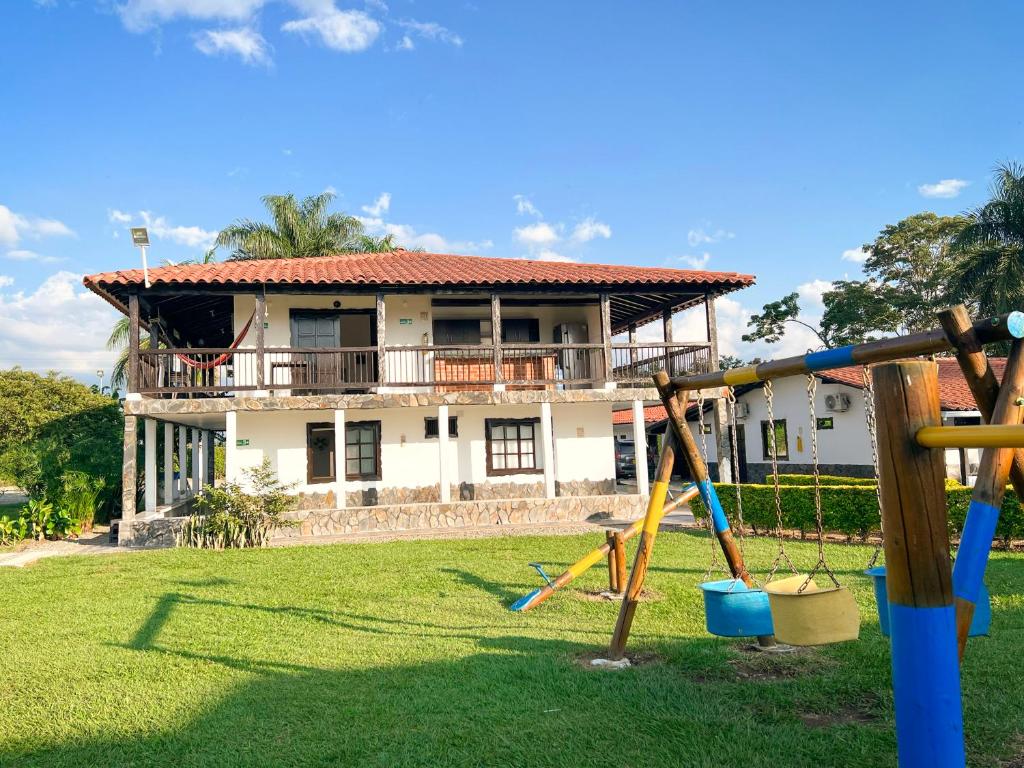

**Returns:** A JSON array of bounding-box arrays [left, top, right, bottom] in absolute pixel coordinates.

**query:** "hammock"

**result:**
[[175, 309, 257, 370]]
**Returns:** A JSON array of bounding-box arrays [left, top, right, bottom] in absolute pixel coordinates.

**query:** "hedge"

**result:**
[[774, 474, 877, 487], [690, 482, 1024, 543]]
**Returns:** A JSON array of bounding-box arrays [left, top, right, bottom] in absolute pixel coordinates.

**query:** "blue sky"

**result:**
[[1, 0, 1021, 378]]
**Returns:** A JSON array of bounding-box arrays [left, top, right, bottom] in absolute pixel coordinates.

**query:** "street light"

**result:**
[[131, 227, 151, 288], [96, 369, 104, 391]]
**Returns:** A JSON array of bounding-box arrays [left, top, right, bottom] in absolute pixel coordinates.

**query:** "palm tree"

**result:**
[[107, 318, 157, 392], [951, 162, 1024, 316], [353, 233, 399, 252], [217, 192, 363, 260]]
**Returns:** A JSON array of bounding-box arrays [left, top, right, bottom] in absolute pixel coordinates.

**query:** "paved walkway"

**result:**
[[0, 530, 121, 568]]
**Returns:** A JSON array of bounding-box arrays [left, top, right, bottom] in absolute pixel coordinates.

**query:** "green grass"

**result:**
[[2, 533, 1023, 767]]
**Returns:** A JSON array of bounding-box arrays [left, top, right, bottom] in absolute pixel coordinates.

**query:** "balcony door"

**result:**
[[290, 309, 377, 389]]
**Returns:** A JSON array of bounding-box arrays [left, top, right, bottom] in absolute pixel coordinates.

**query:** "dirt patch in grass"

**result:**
[[999, 734, 1024, 767], [727, 646, 832, 682], [574, 649, 663, 669], [798, 708, 877, 729], [573, 587, 664, 603]]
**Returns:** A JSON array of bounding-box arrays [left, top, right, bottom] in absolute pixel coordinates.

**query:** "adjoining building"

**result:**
[[83, 250, 753, 545]]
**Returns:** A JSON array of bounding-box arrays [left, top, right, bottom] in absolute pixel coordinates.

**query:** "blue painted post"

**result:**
[[951, 339, 1024, 657], [874, 361, 965, 768]]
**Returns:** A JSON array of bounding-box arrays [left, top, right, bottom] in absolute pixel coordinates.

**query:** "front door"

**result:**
[[339, 312, 375, 385]]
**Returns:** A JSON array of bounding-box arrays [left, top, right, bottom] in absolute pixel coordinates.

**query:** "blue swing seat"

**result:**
[[865, 566, 991, 637], [700, 578, 775, 638]]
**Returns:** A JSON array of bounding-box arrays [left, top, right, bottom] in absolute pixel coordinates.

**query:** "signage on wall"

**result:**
[[399, 318, 413, 325], [236, 439, 250, 447], [701, 424, 712, 434], [816, 417, 834, 430]]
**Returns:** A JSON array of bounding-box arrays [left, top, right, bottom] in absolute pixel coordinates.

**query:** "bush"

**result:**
[[0, 514, 27, 545], [178, 460, 296, 549], [774, 474, 877, 487], [692, 481, 1024, 543]]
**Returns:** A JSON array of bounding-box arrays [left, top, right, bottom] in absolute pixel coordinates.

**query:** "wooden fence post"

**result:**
[[873, 361, 965, 768]]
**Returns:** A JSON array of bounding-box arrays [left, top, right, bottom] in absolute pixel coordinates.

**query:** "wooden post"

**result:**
[[613, 532, 627, 593], [606, 531, 619, 592], [608, 423, 679, 658], [491, 293, 503, 386], [376, 292, 386, 387], [873, 361, 965, 768], [628, 323, 638, 365], [254, 293, 266, 390], [128, 293, 140, 394], [599, 293, 613, 385], [938, 304, 1024, 500], [952, 339, 1024, 657], [661, 306, 673, 375]]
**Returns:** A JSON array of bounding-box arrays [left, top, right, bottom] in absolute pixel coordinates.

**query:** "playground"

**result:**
[[0, 533, 1022, 768]]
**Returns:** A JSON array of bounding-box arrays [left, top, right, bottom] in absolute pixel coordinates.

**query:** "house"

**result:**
[[83, 250, 754, 545], [612, 404, 667, 443], [648, 358, 1001, 485]]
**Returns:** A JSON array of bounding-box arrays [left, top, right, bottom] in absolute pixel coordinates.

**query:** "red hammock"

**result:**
[[175, 309, 256, 370]]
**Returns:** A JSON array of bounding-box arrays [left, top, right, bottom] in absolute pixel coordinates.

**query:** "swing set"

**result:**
[[601, 304, 1024, 768]]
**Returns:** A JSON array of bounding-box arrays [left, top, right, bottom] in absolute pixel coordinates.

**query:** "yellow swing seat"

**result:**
[[764, 574, 860, 646]]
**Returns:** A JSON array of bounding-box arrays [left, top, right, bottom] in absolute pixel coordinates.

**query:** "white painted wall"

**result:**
[[229, 401, 615, 498]]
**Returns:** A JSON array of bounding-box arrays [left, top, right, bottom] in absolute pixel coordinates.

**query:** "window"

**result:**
[[432, 318, 482, 344], [501, 318, 540, 343], [485, 418, 542, 476], [345, 420, 381, 480], [760, 419, 789, 460], [306, 423, 336, 484], [424, 416, 459, 438]]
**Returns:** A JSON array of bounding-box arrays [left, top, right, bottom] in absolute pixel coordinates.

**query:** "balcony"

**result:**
[[135, 342, 713, 397]]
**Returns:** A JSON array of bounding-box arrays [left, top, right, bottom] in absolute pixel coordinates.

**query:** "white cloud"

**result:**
[[687, 226, 734, 247], [0, 204, 75, 246], [514, 222, 560, 246], [361, 192, 391, 217], [358, 211, 491, 253], [0, 276, 13, 288], [513, 195, 541, 218], [536, 250, 577, 263], [797, 278, 833, 309], [4, 249, 63, 264], [108, 209, 133, 224], [0, 271, 119, 376], [194, 27, 271, 65], [570, 217, 611, 243], [396, 34, 414, 50], [842, 247, 869, 263], [282, 7, 380, 52], [116, 0, 267, 33], [679, 253, 711, 269], [396, 19, 462, 47], [918, 178, 970, 199], [138, 211, 218, 248]]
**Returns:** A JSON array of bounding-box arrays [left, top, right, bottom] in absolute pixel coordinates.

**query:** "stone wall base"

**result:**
[[124, 493, 645, 547]]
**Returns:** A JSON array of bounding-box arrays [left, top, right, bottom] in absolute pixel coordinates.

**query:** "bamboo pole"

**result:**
[[608, 425, 680, 658], [952, 340, 1024, 658], [873, 361, 965, 768], [510, 484, 698, 613], [670, 311, 1024, 392], [915, 424, 1024, 448]]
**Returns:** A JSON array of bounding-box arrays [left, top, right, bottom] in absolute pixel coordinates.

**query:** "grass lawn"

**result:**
[[2, 532, 1023, 767]]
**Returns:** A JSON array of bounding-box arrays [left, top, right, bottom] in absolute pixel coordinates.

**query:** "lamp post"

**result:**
[[96, 369, 104, 393], [131, 227, 151, 288]]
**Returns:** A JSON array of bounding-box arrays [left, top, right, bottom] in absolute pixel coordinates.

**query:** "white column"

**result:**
[[163, 422, 175, 505], [191, 428, 201, 492], [438, 404, 451, 503], [334, 409, 346, 509], [540, 401, 555, 499], [632, 399, 650, 496], [144, 419, 157, 514], [225, 412, 237, 485], [178, 425, 188, 496]]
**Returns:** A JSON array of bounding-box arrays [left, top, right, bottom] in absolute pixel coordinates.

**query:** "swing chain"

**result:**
[[765, 379, 797, 580], [863, 366, 885, 568], [800, 374, 840, 591], [696, 391, 726, 580]]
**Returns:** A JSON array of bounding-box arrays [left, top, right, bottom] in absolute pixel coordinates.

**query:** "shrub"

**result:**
[[178, 460, 296, 549], [692, 481, 1024, 543], [774, 474, 877, 487], [56, 471, 106, 531], [0, 514, 27, 545]]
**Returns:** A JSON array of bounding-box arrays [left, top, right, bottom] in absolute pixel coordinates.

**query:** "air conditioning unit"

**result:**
[[734, 402, 750, 419], [825, 393, 851, 413]]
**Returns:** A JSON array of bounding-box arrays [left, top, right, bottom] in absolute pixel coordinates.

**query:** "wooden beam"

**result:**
[[128, 293, 140, 394], [254, 293, 266, 389], [599, 293, 613, 384], [491, 293, 503, 385], [376, 292, 386, 386], [873, 361, 964, 768]]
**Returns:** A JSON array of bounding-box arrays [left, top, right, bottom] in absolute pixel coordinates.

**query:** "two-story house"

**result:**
[[83, 250, 753, 545]]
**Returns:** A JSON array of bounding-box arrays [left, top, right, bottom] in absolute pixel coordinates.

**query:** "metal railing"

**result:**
[[134, 342, 713, 396]]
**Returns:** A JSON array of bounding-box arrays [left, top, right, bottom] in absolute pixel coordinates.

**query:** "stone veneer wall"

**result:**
[[284, 480, 613, 509], [125, 493, 645, 547]]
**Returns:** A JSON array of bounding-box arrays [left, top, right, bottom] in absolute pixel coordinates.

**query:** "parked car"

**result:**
[[615, 441, 637, 479]]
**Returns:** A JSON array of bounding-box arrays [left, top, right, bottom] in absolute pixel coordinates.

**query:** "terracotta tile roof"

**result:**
[[612, 404, 668, 425], [819, 358, 1004, 412], [83, 250, 755, 294]]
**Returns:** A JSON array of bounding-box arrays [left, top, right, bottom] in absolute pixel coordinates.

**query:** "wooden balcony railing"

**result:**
[[133, 342, 713, 397]]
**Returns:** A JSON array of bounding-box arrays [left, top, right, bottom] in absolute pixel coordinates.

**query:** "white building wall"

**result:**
[[552, 402, 615, 485]]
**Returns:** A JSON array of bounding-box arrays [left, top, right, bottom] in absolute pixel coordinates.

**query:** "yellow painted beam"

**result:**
[[916, 424, 1024, 449]]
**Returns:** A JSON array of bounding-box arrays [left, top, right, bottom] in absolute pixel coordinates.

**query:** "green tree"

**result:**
[[217, 192, 364, 260], [950, 162, 1024, 317]]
